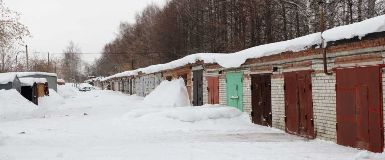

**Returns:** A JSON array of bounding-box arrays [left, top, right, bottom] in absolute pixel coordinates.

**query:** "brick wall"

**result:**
[[271, 76, 285, 130], [311, 60, 337, 142], [243, 74, 252, 115], [203, 75, 208, 105], [219, 75, 227, 105]]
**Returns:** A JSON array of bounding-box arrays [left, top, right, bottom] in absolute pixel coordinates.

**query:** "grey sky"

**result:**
[[4, 0, 165, 63]]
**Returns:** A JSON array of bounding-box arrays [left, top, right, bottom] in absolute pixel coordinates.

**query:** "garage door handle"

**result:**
[[230, 96, 239, 99]]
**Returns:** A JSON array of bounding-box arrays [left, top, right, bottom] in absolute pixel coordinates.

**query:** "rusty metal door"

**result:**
[[193, 70, 204, 106], [284, 71, 314, 138], [251, 74, 272, 126], [207, 77, 219, 104], [297, 71, 314, 138], [336, 66, 383, 153]]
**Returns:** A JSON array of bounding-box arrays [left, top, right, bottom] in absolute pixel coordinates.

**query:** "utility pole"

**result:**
[[25, 45, 29, 71], [47, 52, 50, 72]]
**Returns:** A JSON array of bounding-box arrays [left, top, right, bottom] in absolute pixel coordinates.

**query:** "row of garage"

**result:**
[[97, 17, 385, 152]]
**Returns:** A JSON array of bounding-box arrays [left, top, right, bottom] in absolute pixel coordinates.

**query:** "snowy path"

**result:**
[[0, 88, 383, 160]]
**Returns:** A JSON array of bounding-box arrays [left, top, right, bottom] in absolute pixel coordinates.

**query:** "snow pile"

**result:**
[[120, 105, 255, 132], [39, 89, 65, 107], [142, 78, 191, 107], [0, 73, 17, 84], [57, 84, 79, 99], [323, 15, 385, 43], [164, 105, 244, 122], [123, 105, 245, 123], [0, 89, 36, 120], [19, 77, 47, 86]]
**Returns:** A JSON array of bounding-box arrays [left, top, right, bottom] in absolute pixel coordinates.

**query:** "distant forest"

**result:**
[[90, 0, 385, 76]]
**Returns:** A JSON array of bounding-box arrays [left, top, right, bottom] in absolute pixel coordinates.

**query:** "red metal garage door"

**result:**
[[284, 71, 314, 138], [336, 66, 384, 153], [207, 77, 219, 104]]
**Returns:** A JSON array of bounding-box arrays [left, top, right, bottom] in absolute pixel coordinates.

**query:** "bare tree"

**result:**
[[0, 1, 30, 72], [61, 41, 82, 82]]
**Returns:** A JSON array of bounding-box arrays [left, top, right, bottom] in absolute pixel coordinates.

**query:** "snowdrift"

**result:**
[[142, 78, 191, 107], [0, 89, 36, 120], [120, 105, 256, 132], [39, 89, 65, 107], [162, 105, 244, 122], [58, 84, 79, 99]]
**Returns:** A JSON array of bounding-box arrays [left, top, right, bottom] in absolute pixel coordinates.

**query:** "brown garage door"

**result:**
[[336, 66, 384, 153], [251, 74, 272, 126], [207, 77, 219, 104], [284, 71, 314, 138]]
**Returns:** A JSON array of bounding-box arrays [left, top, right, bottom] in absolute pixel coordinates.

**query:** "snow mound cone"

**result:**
[[0, 89, 36, 120], [143, 78, 191, 107]]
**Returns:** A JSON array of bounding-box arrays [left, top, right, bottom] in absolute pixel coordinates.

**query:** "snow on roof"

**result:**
[[57, 79, 65, 83], [19, 77, 47, 86], [323, 15, 385, 44], [15, 72, 57, 78], [0, 73, 17, 84], [102, 15, 385, 82], [84, 76, 105, 83]]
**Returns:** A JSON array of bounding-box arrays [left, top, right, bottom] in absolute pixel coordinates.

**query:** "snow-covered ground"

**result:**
[[0, 83, 384, 160]]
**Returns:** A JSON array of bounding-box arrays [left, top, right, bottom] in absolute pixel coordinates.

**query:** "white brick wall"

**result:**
[[243, 75, 252, 114], [219, 75, 227, 105], [271, 77, 285, 130], [311, 60, 337, 142], [203, 76, 209, 105]]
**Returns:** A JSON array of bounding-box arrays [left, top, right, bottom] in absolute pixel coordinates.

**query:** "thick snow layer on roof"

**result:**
[[16, 72, 57, 77], [102, 15, 385, 81], [20, 77, 47, 86], [102, 34, 321, 81], [0, 73, 17, 84], [323, 15, 385, 44], [138, 53, 225, 74], [215, 32, 322, 68], [84, 76, 105, 83], [57, 79, 65, 83]]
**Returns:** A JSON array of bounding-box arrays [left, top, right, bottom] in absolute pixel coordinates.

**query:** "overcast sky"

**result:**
[[4, 0, 166, 63]]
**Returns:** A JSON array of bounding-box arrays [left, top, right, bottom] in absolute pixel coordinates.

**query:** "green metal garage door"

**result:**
[[226, 72, 243, 111]]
